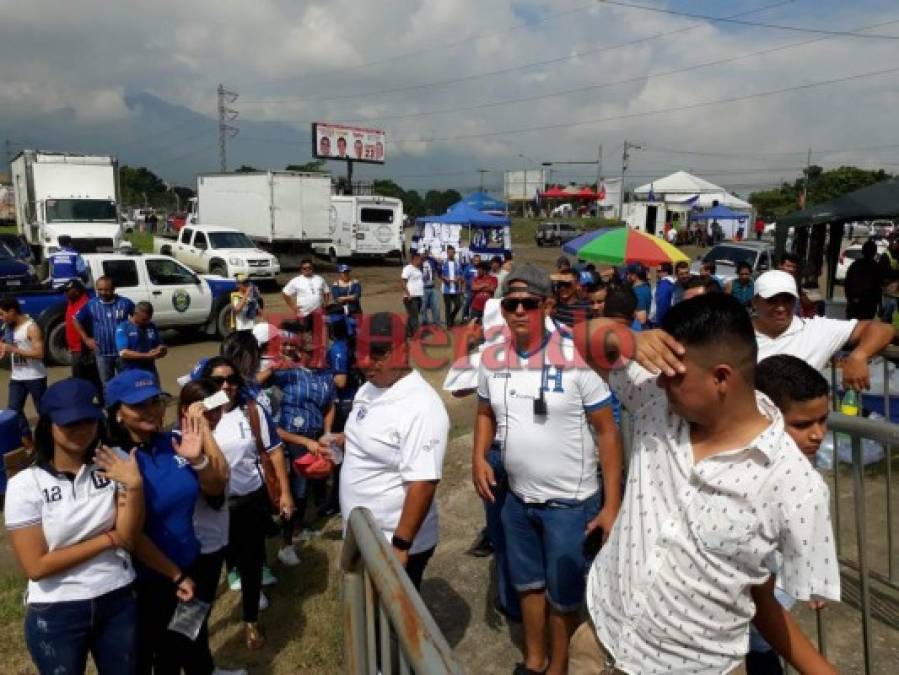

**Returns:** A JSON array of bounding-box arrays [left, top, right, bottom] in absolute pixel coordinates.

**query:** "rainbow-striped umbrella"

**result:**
[[562, 227, 689, 266]]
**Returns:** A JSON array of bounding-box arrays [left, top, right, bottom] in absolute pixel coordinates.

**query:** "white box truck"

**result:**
[[316, 195, 403, 262], [11, 150, 123, 261], [190, 171, 331, 269]]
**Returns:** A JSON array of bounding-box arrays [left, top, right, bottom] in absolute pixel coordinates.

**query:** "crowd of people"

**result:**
[[0, 243, 894, 675]]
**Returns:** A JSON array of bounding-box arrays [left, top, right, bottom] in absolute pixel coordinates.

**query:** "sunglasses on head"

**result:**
[[210, 374, 241, 386], [501, 297, 542, 312]]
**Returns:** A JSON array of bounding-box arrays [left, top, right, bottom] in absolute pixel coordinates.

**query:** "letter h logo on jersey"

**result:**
[[541, 366, 565, 393]]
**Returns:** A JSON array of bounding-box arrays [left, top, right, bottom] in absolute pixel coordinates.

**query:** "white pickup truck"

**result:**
[[153, 224, 280, 281], [16, 251, 238, 365]]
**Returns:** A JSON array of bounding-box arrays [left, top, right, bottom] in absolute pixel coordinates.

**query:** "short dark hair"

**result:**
[[674, 261, 690, 273], [862, 240, 877, 258], [58, 235, 73, 247], [0, 295, 21, 313], [490, 255, 503, 265], [780, 252, 800, 267], [135, 301, 154, 316], [658, 263, 673, 275], [683, 275, 721, 293], [756, 355, 829, 411], [503, 250, 513, 261], [701, 261, 717, 275], [662, 293, 757, 379], [604, 286, 637, 320], [477, 261, 489, 273], [300, 259, 314, 268], [736, 261, 752, 273], [95, 275, 114, 288]]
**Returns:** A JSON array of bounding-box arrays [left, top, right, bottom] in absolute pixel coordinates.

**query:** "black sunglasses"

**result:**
[[554, 281, 573, 289], [210, 374, 241, 386], [501, 297, 542, 312]]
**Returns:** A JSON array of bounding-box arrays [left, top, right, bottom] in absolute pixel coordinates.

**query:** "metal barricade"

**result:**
[[818, 412, 899, 675], [341, 507, 466, 675]]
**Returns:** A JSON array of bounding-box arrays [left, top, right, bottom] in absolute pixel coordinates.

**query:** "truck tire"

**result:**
[[36, 309, 71, 367], [210, 262, 228, 277], [329, 248, 339, 265], [213, 298, 234, 338], [160, 244, 172, 256]]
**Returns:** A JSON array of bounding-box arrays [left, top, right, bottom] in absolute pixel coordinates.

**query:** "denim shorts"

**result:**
[[501, 490, 601, 612]]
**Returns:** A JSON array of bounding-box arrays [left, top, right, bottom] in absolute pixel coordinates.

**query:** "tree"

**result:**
[[285, 160, 330, 173], [235, 165, 258, 173], [749, 165, 892, 218], [424, 189, 462, 215]]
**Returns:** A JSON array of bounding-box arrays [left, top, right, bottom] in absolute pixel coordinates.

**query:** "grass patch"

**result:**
[[0, 571, 25, 624], [126, 231, 153, 253], [0, 225, 18, 235]]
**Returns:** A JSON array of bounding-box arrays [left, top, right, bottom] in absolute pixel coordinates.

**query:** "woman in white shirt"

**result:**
[[5, 378, 144, 675]]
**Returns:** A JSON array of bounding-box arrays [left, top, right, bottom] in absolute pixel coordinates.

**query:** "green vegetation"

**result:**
[[126, 230, 153, 252], [120, 166, 193, 212], [749, 165, 892, 218]]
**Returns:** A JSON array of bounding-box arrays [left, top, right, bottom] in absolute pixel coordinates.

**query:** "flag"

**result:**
[[647, 182, 656, 201], [684, 194, 699, 205], [597, 182, 606, 202]]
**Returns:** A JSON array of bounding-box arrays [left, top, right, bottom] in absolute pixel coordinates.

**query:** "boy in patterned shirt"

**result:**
[[570, 293, 838, 675]]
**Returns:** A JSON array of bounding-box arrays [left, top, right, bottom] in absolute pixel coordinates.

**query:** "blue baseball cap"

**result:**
[[105, 370, 166, 407], [40, 379, 104, 426], [337, 264, 352, 273]]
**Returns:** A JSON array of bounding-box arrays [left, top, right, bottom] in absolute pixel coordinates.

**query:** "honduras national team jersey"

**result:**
[[76, 296, 135, 356], [273, 367, 335, 435], [115, 320, 163, 372]]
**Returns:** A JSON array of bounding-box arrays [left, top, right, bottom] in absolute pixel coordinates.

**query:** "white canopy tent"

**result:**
[[634, 170, 752, 210]]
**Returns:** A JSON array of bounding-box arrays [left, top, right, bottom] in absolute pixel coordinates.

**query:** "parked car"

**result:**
[[0, 242, 39, 291], [153, 225, 280, 280], [535, 222, 582, 247], [835, 240, 889, 283], [0, 233, 36, 263], [690, 241, 774, 285]]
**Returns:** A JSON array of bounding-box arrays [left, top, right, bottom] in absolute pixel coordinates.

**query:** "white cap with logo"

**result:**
[[754, 270, 798, 299]]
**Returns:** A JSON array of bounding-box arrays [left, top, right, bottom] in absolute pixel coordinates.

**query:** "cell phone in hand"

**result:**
[[202, 390, 230, 411]]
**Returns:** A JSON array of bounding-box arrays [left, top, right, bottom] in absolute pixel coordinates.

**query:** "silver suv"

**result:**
[[535, 222, 582, 247], [690, 241, 774, 284]]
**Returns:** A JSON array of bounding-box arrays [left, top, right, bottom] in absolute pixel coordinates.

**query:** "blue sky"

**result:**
[[2, 0, 898, 195]]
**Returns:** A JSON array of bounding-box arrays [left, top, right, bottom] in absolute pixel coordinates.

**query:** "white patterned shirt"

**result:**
[[585, 362, 840, 674]]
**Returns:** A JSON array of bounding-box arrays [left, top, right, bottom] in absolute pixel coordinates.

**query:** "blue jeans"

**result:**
[[24, 584, 138, 675], [484, 447, 521, 620], [8, 377, 47, 440], [95, 355, 121, 387], [420, 287, 441, 326], [502, 490, 601, 612]]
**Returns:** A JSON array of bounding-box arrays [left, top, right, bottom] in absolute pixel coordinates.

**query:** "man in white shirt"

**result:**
[[571, 293, 839, 675], [282, 259, 329, 328], [338, 312, 449, 590], [400, 252, 425, 337], [752, 270, 893, 389], [473, 263, 622, 675]]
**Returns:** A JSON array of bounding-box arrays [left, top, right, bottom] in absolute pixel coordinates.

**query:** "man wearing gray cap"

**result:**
[[752, 270, 893, 390], [472, 263, 622, 675]]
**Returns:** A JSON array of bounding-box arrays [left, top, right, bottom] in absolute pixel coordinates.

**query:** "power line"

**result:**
[[315, 17, 899, 125], [600, 0, 899, 40], [242, 0, 795, 104], [390, 64, 899, 144], [237, 2, 599, 89], [643, 140, 899, 159]]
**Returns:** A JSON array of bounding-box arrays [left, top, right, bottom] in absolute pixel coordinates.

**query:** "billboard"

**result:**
[[312, 122, 386, 164], [503, 169, 548, 202]]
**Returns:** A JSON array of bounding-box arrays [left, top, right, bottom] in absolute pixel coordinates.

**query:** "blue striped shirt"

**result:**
[[75, 296, 135, 356], [273, 367, 335, 435]]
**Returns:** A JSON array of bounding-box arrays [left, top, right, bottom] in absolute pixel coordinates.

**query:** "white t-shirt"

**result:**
[[213, 406, 282, 497], [401, 264, 424, 298], [9, 319, 47, 381], [5, 463, 135, 603], [477, 330, 612, 503], [283, 274, 327, 316], [756, 316, 857, 370], [341, 370, 449, 554]]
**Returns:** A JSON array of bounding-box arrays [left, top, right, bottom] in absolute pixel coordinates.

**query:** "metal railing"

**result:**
[[341, 507, 466, 675], [814, 402, 899, 675]]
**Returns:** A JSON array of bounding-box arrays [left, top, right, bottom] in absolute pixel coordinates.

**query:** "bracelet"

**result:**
[[104, 531, 117, 549], [391, 534, 412, 551], [190, 455, 210, 471]]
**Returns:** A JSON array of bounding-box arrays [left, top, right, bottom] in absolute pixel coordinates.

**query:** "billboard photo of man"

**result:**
[[337, 137, 347, 157], [375, 141, 384, 161], [319, 135, 331, 157], [353, 139, 363, 159]]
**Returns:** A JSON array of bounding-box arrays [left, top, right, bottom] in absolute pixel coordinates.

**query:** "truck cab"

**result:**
[[154, 225, 280, 280]]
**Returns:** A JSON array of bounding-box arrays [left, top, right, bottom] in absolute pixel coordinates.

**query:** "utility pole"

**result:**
[[618, 140, 644, 221], [478, 169, 489, 193], [801, 147, 812, 208], [217, 84, 239, 172]]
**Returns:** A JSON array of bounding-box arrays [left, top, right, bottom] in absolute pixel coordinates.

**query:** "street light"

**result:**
[[619, 141, 644, 221]]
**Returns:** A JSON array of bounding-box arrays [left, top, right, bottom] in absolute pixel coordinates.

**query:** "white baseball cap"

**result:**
[[755, 270, 798, 299]]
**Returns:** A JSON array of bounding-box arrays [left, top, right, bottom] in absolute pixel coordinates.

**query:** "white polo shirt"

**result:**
[[5, 463, 135, 603], [213, 406, 282, 498], [477, 330, 612, 503], [283, 274, 327, 316], [401, 264, 424, 298], [756, 315, 857, 370], [341, 370, 449, 555], [585, 362, 840, 674]]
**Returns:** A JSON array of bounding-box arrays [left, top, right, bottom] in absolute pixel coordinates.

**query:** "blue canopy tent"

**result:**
[[460, 191, 507, 215], [414, 202, 511, 257], [690, 204, 748, 221], [690, 203, 749, 240]]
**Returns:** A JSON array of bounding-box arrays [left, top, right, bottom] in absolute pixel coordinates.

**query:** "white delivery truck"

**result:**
[[190, 171, 332, 269], [315, 195, 404, 262], [11, 150, 123, 262]]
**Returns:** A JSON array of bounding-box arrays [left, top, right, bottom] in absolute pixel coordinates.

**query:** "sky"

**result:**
[[2, 0, 899, 197]]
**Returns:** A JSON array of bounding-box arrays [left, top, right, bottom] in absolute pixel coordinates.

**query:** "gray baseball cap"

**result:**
[[502, 262, 552, 298]]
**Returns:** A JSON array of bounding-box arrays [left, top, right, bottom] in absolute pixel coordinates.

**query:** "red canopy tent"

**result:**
[[538, 185, 603, 200]]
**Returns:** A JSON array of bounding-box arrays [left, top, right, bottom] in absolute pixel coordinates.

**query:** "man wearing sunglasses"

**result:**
[[473, 263, 622, 675], [551, 269, 594, 329], [282, 259, 329, 330]]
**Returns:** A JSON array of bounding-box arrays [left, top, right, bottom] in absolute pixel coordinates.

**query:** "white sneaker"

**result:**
[[277, 545, 301, 566], [213, 668, 248, 675], [258, 591, 269, 611]]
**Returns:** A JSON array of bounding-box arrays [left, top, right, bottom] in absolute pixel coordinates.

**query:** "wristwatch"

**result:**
[[391, 535, 412, 551]]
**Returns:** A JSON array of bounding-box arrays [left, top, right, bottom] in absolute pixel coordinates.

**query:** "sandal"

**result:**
[[245, 622, 265, 650]]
